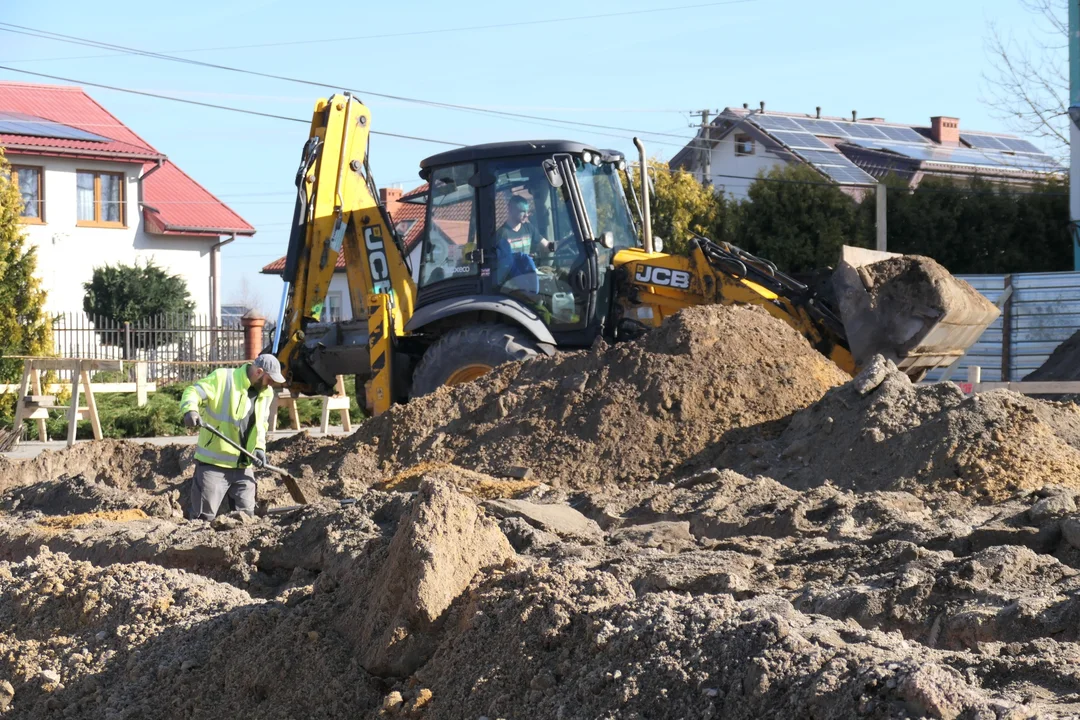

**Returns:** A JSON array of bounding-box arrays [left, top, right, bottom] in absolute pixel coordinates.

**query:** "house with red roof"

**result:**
[[261, 184, 428, 321], [0, 81, 254, 320]]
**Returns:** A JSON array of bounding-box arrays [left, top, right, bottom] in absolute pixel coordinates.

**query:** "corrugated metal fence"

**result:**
[[927, 271, 1080, 383]]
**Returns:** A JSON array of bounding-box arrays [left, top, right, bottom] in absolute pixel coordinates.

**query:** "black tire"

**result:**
[[410, 324, 539, 397]]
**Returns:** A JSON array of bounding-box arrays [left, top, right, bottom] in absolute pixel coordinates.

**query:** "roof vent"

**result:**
[[816, 106, 821, 119], [742, 102, 748, 109], [759, 101, 765, 113], [852, 110, 857, 122]]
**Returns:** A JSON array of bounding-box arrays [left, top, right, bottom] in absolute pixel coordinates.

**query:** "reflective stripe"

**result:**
[[195, 445, 241, 466], [194, 384, 209, 401], [204, 406, 241, 427]]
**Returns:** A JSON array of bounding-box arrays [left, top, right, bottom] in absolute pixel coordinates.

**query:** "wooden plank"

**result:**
[[30, 368, 46, 442], [0, 382, 157, 394], [135, 361, 148, 407], [11, 357, 124, 373], [81, 369, 103, 441], [66, 363, 81, 448], [10, 361, 31, 446]]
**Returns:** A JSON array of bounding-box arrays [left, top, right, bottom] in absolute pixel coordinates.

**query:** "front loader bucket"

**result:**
[[831, 246, 999, 379]]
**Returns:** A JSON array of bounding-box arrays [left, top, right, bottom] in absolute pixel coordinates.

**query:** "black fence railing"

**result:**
[[51, 312, 249, 384]]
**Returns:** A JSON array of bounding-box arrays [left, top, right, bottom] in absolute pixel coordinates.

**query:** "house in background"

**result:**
[[0, 81, 254, 321], [670, 104, 1065, 199], [261, 184, 429, 322]]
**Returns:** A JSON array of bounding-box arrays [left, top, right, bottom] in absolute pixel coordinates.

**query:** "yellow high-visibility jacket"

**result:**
[[180, 364, 272, 468]]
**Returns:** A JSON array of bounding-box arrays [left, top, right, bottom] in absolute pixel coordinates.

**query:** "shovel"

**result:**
[[196, 420, 310, 505]]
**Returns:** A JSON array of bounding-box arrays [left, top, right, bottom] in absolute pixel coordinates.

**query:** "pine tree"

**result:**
[[0, 150, 51, 383]]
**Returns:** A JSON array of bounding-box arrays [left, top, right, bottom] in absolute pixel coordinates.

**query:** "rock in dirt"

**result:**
[[610, 521, 695, 552], [483, 499, 602, 540], [338, 480, 514, 677]]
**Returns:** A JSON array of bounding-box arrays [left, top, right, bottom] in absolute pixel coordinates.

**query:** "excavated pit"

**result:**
[[4, 304, 1080, 718]]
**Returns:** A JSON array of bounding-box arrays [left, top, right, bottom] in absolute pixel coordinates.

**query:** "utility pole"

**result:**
[[1070, 1, 1080, 270], [697, 109, 712, 186]]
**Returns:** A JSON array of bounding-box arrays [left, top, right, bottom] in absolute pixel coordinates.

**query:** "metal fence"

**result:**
[[925, 270, 1080, 383], [50, 312, 247, 384]]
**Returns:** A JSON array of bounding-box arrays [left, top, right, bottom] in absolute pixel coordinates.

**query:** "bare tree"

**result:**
[[983, 0, 1069, 159]]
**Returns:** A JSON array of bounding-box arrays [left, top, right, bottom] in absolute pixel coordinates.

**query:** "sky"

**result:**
[[0, 0, 1057, 315]]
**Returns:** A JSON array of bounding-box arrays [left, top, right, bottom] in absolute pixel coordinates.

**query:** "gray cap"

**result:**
[[252, 354, 286, 383]]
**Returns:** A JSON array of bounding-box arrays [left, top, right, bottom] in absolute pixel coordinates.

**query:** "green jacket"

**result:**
[[180, 364, 272, 469]]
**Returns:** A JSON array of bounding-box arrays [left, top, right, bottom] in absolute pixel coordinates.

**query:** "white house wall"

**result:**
[[705, 137, 788, 200], [15, 155, 216, 315]]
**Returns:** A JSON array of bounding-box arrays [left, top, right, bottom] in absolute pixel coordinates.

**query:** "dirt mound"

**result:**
[[313, 305, 848, 489], [4, 468, 1080, 717], [0, 440, 193, 496], [337, 479, 514, 676], [713, 357, 1080, 500], [1026, 328, 1080, 382]]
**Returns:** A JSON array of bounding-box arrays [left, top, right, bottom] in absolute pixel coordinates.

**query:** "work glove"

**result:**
[[253, 449, 267, 467], [183, 411, 201, 429]]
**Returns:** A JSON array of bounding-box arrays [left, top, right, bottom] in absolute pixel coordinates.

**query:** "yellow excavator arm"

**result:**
[[274, 95, 416, 414]]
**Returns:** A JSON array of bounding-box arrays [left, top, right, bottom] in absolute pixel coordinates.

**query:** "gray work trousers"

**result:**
[[189, 461, 256, 520]]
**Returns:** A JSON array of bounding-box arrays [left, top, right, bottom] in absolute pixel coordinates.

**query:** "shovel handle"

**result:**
[[197, 419, 263, 466]]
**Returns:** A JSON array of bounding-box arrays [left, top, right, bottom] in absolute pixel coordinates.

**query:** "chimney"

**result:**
[[852, 110, 857, 122], [742, 102, 748, 109], [930, 116, 960, 145], [816, 106, 821, 119], [759, 101, 765, 113], [380, 187, 403, 217]]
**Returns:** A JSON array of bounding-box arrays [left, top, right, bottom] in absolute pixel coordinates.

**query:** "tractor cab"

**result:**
[[410, 141, 639, 348]]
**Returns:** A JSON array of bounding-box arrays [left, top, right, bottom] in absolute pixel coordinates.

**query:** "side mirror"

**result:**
[[599, 231, 615, 249], [542, 159, 564, 188]]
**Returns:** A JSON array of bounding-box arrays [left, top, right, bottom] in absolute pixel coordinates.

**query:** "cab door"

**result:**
[[478, 155, 597, 340]]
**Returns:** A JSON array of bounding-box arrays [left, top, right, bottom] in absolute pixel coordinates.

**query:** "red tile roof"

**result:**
[[261, 184, 428, 274], [0, 82, 254, 236]]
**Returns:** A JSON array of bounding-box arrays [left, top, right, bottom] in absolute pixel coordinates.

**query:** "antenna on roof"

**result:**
[[852, 110, 858, 122], [759, 101, 765, 113], [816, 106, 821, 119]]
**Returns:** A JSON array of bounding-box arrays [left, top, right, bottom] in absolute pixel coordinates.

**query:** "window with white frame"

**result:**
[[734, 133, 755, 156], [324, 292, 344, 322]]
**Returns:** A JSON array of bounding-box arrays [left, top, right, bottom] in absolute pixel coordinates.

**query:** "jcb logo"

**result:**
[[635, 265, 691, 289], [364, 226, 392, 294]]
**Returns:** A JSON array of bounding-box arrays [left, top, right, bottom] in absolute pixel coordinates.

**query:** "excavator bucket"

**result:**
[[831, 246, 1000, 379]]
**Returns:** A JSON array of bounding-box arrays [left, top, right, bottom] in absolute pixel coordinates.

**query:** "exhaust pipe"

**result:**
[[633, 137, 653, 252]]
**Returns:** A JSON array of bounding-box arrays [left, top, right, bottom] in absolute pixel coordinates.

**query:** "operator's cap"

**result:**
[[253, 354, 286, 383]]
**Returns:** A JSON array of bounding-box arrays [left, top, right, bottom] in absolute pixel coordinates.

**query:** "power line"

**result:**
[[0, 65, 465, 146], [0, 1, 756, 63], [0, 23, 718, 148]]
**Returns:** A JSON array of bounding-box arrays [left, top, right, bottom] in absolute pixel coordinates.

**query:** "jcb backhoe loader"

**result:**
[[272, 95, 998, 414]]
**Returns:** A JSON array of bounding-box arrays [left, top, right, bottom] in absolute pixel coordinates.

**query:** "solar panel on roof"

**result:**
[[999, 137, 1042, 154], [769, 131, 831, 150], [819, 164, 877, 184], [793, 149, 848, 166], [961, 134, 1009, 151], [839, 123, 887, 140], [749, 114, 803, 131], [0, 111, 110, 143], [877, 126, 927, 143], [795, 119, 848, 137]]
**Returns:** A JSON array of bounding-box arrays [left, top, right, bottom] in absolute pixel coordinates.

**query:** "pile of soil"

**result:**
[[4, 472, 1080, 718], [709, 356, 1080, 501], [1025, 328, 1080, 382], [298, 304, 849, 489], [8, 303, 1080, 716]]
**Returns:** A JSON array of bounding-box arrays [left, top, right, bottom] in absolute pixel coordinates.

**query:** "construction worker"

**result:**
[[179, 354, 284, 520]]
